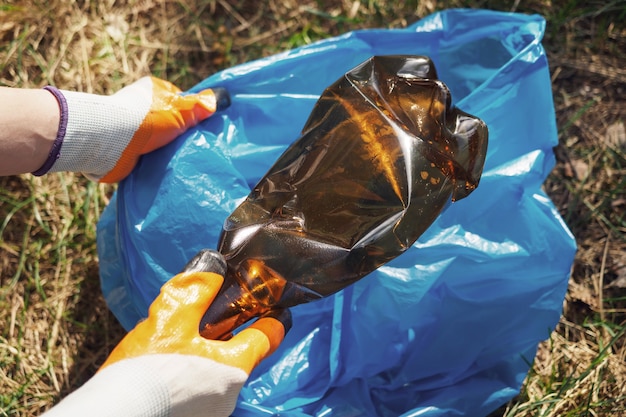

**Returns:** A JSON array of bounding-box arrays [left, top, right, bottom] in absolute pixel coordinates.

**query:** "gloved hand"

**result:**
[[34, 77, 230, 182], [42, 250, 290, 417]]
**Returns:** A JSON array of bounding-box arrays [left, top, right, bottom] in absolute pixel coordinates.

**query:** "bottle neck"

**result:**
[[199, 260, 286, 340]]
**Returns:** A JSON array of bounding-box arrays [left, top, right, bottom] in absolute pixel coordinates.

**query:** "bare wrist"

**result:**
[[0, 87, 61, 175]]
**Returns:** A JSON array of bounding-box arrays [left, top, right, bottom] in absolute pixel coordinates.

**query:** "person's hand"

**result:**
[[34, 77, 230, 182], [98, 77, 230, 182], [42, 250, 290, 417]]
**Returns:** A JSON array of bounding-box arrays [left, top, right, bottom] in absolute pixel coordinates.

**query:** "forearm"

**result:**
[[0, 86, 60, 175], [41, 354, 245, 417], [41, 358, 170, 417]]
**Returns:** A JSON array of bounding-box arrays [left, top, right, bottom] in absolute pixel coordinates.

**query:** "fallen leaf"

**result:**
[[105, 13, 129, 43], [605, 121, 626, 150], [607, 261, 626, 289], [568, 280, 598, 309], [565, 158, 589, 180]]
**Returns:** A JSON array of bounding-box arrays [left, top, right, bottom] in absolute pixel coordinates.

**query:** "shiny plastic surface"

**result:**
[[97, 9, 577, 417], [198, 56, 487, 340]]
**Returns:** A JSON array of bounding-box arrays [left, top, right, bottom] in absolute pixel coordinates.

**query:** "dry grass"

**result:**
[[1, 0, 625, 416]]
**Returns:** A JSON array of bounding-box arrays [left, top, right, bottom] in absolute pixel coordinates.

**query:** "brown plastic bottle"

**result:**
[[194, 55, 488, 340]]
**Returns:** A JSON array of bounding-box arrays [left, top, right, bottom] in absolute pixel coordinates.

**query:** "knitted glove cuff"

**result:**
[[36, 88, 150, 180], [41, 354, 248, 417], [32, 86, 68, 176]]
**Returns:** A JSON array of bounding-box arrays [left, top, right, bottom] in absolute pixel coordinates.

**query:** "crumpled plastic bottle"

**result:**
[[191, 55, 489, 340]]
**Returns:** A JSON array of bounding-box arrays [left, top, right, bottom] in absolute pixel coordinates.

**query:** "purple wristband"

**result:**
[[32, 86, 68, 176]]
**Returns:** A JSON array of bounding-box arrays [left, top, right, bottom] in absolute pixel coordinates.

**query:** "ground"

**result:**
[[1, 1, 625, 416]]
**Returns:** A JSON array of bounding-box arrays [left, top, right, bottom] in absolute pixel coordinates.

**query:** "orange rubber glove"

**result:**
[[42, 250, 290, 417], [34, 77, 229, 182]]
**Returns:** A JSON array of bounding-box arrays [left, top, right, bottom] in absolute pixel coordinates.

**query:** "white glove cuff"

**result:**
[[47, 89, 150, 179], [42, 354, 248, 417], [42, 357, 169, 417]]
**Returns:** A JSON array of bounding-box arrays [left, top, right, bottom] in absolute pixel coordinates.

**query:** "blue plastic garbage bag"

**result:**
[[96, 8, 577, 417]]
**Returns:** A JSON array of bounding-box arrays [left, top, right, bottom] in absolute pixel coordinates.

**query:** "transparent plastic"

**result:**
[[194, 55, 488, 339]]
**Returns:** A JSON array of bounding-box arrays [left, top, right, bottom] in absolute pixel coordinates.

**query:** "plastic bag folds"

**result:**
[[96, 8, 577, 417]]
